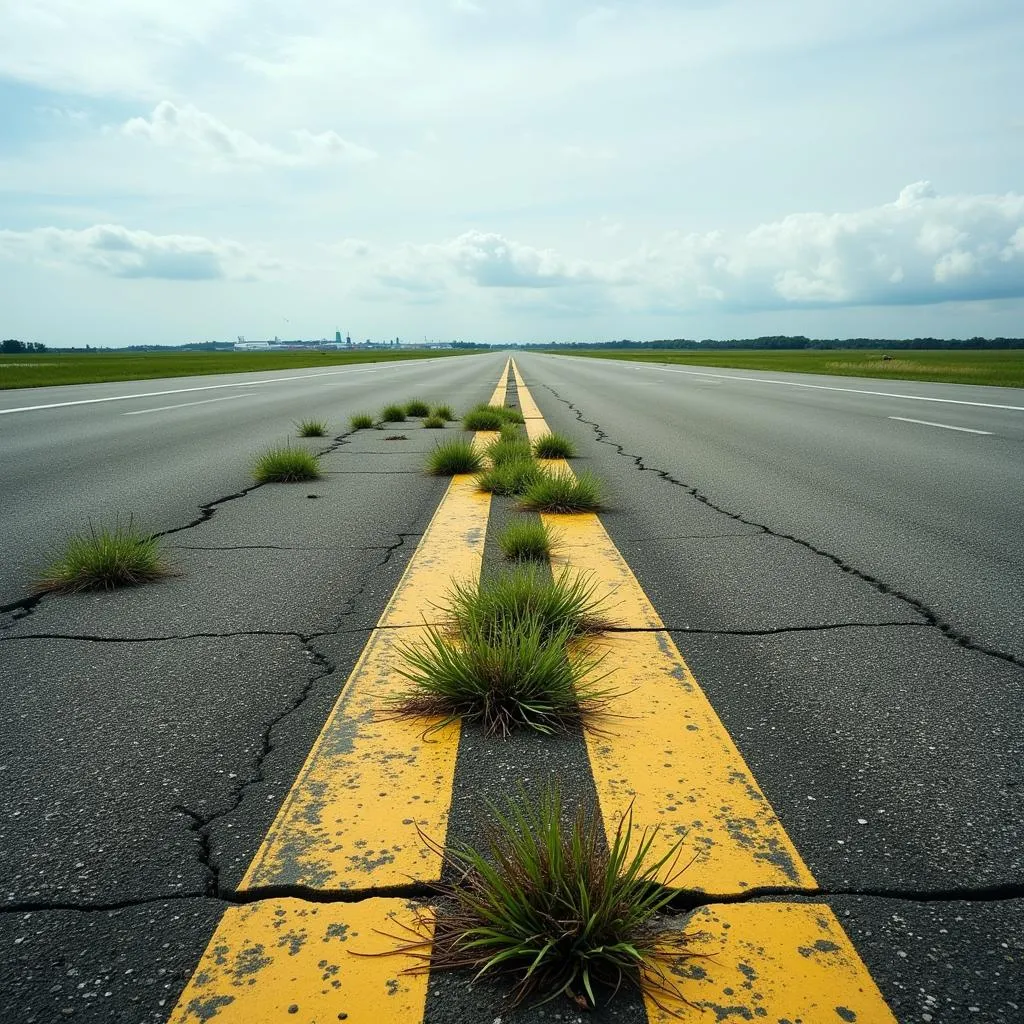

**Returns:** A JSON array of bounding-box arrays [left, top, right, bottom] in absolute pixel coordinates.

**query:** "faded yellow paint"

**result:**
[[647, 903, 897, 1023], [509, 358, 895, 1021], [547, 511, 813, 891], [167, 898, 432, 1024], [490, 358, 511, 406], [242, 473, 489, 891], [509, 361, 545, 427]]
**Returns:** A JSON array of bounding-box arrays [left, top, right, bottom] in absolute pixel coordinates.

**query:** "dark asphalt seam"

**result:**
[[541, 384, 1024, 672], [166, 543, 406, 552], [0, 630, 314, 644], [5, 879, 1023, 917], [607, 622, 930, 637]]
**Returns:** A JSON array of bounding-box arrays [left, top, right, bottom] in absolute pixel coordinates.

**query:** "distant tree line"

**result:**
[[521, 336, 1024, 351], [2, 339, 47, 353]]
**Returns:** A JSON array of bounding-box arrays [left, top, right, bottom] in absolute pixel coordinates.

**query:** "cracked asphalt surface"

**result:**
[[0, 354, 505, 1022], [1, 351, 1022, 1023], [511, 351, 1023, 1024]]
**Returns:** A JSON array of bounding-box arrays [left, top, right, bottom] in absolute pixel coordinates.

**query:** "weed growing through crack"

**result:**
[[499, 422, 524, 442], [463, 404, 525, 430], [426, 439, 484, 475], [475, 459, 543, 496], [485, 437, 534, 467], [432, 404, 455, 421], [36, 523, 171, 594], [533, 432, 578, 459], [520, 470, 604, 513], [253, 444, 322, 483], [349, 412, 375, 430], [448, 566, 611, 642], [423, 415, 446, 429], [498, 519, 557, 562], [394, 788, 697, 1012], [405, 399, 431, 417], [295, 418, 328, 437], [389, 615, 608, 737], [381, 403, 408, 423]]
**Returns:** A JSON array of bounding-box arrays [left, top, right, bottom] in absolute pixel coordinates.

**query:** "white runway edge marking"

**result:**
[[653, 366, 1024, 412], [123, 394, 256, 416], [888, 416, 994, 435], [0, 365, 397, 416]]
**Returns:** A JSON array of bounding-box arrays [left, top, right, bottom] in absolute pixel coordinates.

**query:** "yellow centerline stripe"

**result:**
[[167, 360, 512, 1024], [510, 359, 897, 1023]]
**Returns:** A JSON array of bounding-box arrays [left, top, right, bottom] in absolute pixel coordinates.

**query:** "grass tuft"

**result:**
[[426, 439, 484, 476], [475, 459, 543, 496], [485, 437, 534, 467], [399, 788, 697, 1012], [498, 519, 557, 562], [381, 403, 408, 422], [36, 523, 171, 594], [448, 566, 611, 642], [499, 423, 523, 442], [405, 399, 431, 417], [389, 616, 607, 737], [295, 418, 328, 437], [432, 404, 456, 421], [532, 432, 578, 459], [423, 415, 446, 429], [253, 444, 322, 483], [349, 412, 375, 430], [520, 470, 604, 513], [463, 404, 525, 430]]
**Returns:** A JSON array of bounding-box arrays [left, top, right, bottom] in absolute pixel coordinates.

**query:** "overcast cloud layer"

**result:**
[[2, 1, 1023, 345]]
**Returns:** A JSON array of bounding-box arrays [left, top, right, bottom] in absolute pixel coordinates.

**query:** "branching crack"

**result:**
[[604, 621, 930, 637], [542, 384, 1024, 671], [173, 639, 337, 897]]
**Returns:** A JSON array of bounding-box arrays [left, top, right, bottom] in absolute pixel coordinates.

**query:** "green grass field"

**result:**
[[555, 348, 1024, 389], [0, 348, 471, 390]]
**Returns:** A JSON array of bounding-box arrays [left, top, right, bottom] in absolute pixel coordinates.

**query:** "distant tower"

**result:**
[[335, 330, 342, 344]]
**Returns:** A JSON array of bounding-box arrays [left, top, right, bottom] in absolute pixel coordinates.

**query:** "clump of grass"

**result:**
[[405, 399, 431, 417], [381, 403, 407, 422], [401, 788, 696, 1011], [533, 432, 577, 459], [498, 519, 557, 562], [432, 404, 455, 421], [485, 437, 534, 467], [463, 404, 525, 430], [475, 459, 543, 496], [349, 412, 375, 430], [462, 407, 505, 431], [36, 523, 171, 594], [448, 566, 610, 642], [499, 423, 523, 442], [295, 418, 328, 437], [520, 470, 604, 513], [253, 444, 322, 482], [426, 439, 484, 475], [423, 415, 446, 429], [389, 616, 608, 737]]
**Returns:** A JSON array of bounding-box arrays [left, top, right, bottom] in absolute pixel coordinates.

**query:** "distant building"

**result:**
[[336, 330, 342, 343]]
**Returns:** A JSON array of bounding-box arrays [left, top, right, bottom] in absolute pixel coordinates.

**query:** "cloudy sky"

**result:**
[[2, 0, 1023, 346]]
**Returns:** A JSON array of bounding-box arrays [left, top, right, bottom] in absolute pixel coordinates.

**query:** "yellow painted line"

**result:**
[[509, 360, 545, 426], [648, 903, 896, 1022], [241, 471, 488, 891], [166, 360, 513, 1022], [510, 360, 897, 1022], [167, 898, 430, 1024]]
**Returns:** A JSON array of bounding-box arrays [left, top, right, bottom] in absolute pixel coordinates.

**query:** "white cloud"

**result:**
[[0, 224, 274, 281], [120, 101, 376, 170], [360, 184, 1024, 311]]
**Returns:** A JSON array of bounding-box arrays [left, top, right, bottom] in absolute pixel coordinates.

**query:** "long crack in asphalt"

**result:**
[[542, 383, 1024, 672]]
